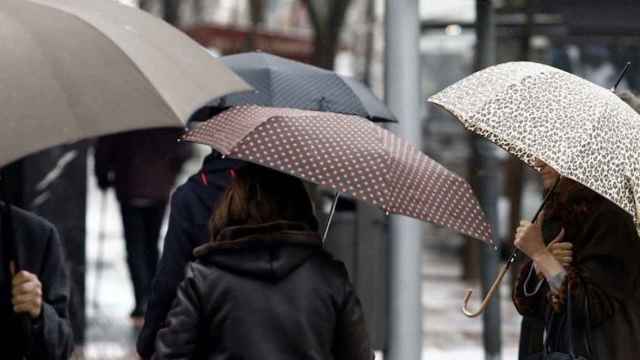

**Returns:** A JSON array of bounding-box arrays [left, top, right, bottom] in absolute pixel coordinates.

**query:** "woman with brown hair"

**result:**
[[513, 158, 640, 359], [153, 164, 373, 359]]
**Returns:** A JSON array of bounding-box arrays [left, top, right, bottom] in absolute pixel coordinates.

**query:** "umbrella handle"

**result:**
[[462, 260, 513, 317], [461, 176, 561, 317]]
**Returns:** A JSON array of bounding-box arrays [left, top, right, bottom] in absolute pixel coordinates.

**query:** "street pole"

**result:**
[[473, 1, 502, 359], [384, 1, 423, 359]]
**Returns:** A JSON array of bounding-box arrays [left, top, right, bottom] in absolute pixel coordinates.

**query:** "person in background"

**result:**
[[1, 201, 74, 359], [137, 151, 242, 358], [154, 164, 373, 359], [94, 128, 191, 325]]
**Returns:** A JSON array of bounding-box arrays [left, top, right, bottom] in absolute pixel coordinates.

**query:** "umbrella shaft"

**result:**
[[322, 192, 341, 243], [510, 176, 561, 264]]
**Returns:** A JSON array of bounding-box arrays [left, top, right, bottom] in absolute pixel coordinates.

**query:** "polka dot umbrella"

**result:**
[[182, 105, 492, 243]]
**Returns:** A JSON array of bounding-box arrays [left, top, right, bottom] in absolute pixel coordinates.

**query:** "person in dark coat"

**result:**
[[94, 128, 191, 321], [137, 152, 242, 358], [1, 202, 74, 359], [153, 164, 373, 360], [513, 159, 640, 359]]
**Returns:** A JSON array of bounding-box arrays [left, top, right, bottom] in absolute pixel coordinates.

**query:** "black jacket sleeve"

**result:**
[[332, 265, 373, 360], [30, 226, 74, 360], [137, 188, 197, 358], [152, 264, 202, 360]]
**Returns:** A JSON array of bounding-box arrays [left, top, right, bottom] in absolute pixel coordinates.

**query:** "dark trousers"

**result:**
[[119, 200, 166, 313]]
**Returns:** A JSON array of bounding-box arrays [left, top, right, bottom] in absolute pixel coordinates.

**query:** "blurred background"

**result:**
[[5, 0, 639, 359]]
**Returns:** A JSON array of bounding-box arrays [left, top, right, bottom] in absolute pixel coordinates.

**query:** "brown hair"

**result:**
[[209, 164, 319, 242], [542, 178, 598, 248]]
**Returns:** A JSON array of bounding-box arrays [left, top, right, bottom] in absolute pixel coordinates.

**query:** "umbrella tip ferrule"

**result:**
[[611, 62, 632, 92]]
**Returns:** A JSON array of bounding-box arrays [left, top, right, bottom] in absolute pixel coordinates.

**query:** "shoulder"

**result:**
[[186, 260, 226, 285], [171, 179, 197, 204], [169, 177, 205, 214], [580, 200, 639, 249], [589, 200, 635, 230], [10, 206, 58, 240], [306, 251, 352, 283]]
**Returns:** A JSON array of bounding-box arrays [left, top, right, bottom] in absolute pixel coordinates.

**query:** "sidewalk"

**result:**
[[422, 235, 520, 360]]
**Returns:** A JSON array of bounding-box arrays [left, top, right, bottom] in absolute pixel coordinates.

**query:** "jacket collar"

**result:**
[[193, 221, 321, 257]]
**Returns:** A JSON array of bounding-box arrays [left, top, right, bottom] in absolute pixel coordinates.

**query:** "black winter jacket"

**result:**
[[153, 221, 373, 360], [138, 154, 244, 358], [0, 203, 74, 359]]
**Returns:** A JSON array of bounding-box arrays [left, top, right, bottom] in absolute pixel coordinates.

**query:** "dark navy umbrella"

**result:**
[[195, 52, 396, 123]]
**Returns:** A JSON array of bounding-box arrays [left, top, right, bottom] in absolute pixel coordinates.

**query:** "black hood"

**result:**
[[188, 152, 244, 211], [194, 221, 322, 281]]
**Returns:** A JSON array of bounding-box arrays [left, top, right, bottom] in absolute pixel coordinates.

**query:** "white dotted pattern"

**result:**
[[184, 105, 493, 242]]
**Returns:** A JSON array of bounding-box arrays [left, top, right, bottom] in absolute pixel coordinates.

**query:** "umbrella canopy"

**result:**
[[0, 0, 251, 168], [183, 105, 492, 242], [429, 61, 640, 225], [207, 52, 396, 123]]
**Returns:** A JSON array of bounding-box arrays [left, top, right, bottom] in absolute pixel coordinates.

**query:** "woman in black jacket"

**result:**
[[154, 164, 373, 360]]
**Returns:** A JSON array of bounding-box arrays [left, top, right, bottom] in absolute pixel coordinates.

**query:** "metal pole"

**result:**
[[384, 1, 423, 359], [474, 1, 502, 359]]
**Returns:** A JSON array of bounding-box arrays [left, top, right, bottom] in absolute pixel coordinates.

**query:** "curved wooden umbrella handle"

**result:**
[[462, 261, 513, 317]]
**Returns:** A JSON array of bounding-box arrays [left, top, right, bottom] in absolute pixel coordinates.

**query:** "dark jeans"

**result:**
[[119, 200, 167, 314]]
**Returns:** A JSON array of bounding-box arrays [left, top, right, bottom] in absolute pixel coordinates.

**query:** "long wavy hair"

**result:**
[[208, 164, 319, 243]]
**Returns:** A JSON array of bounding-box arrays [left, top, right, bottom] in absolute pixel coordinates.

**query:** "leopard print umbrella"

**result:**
[[429, 61, 640, 226], [183, 105, 493, 243]]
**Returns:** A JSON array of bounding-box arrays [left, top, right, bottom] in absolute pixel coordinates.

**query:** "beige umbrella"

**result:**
[[0, 0, 251, 168], [428, 61, 640, 316]]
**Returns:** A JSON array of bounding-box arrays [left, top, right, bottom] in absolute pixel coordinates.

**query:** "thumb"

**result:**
[[9, 261, 15, 277], [534, 209, 545, 226], [553, 228, 565, 243], [548, 236, 561, 247]]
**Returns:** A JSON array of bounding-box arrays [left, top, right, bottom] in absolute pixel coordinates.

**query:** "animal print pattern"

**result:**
[[429, 61, 640, 231]]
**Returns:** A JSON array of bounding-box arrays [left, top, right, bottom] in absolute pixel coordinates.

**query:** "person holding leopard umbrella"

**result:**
[[430, 62, 640, 359]]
